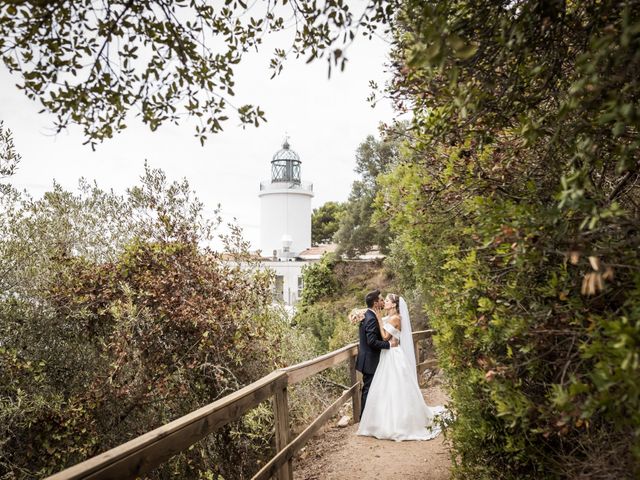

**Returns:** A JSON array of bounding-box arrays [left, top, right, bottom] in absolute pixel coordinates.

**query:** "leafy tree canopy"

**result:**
[[335, 128, 403, 257], [0, 121, 20, 188], [299, 253, 339, 306], [0, 0, 395, 148], [311, 200, 345, 246]]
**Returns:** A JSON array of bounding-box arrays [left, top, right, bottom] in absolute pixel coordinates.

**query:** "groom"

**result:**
[[355, 289, 398, 419]]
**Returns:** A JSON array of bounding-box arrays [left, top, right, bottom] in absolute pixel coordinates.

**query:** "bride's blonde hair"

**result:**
[[386, 293, 400, 313], [348, 307, 366, 325]]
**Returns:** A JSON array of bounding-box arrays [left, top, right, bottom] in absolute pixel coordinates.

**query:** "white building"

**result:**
[[256, 139, 385, 307], [259, 140, 315, 305]]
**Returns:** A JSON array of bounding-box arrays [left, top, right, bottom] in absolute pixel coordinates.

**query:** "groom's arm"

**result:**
[[364, 316, 390, 350]]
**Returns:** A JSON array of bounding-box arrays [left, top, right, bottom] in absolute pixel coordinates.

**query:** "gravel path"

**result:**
[[293, 385, 451, 480]]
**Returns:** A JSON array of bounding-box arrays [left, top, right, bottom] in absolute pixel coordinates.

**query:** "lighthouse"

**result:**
[[259, 139, 314, 259]]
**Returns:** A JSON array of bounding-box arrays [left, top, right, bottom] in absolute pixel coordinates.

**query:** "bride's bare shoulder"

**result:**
[[389, 314, 401, 329]]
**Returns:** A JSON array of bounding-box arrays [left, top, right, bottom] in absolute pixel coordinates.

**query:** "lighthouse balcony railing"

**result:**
[[260, 181, 313, 192]]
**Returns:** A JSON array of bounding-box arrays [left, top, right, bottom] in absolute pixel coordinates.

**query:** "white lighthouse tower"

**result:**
[[259, 139, 314, 259]]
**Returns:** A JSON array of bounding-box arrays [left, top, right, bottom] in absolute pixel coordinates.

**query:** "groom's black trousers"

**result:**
[[360, 372, 375, 418]]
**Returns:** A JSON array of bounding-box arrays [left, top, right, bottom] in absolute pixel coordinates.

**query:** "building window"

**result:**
[[274, 275, 284, 301], [297, 276, 304, 299]]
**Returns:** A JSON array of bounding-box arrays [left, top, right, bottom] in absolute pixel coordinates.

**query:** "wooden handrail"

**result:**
[[282, 342, 358, 384], [46, 371, 288, 480], [414, 329, 436, 376], [413, 329, 435, 341], [46, 330, 436, 480]]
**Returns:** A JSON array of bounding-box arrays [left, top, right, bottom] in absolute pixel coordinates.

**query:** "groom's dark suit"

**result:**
[[355, 309, 390, 418]]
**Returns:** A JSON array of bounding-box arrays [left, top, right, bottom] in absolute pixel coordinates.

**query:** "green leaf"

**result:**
[[454, 42, 478, 60]]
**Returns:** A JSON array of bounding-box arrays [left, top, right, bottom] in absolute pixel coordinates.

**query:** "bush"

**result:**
[[377, 1, 640, 477], [0, 170, 317, 479], [299, 253, 340, 306]]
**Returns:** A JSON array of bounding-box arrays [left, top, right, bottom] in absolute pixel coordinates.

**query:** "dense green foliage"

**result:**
[[0, 161, 317, 479], [372, 1, 640, 478], [311, 201, 346, 246], [295, 254, 365, 358], [294, 256, 427, 354], [299, 254, 340, 307]]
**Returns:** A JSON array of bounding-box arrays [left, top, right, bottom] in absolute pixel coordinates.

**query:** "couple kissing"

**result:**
[[353, 289, 446, 442]]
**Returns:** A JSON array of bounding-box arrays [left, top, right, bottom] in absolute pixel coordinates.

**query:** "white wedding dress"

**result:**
[[357, 299, 446, 441]]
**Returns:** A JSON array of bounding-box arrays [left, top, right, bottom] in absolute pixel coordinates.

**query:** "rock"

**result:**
[[336, 415, 350, 428]]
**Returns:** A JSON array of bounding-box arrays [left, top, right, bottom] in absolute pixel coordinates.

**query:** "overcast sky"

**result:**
[[0, 25, 395, 250]]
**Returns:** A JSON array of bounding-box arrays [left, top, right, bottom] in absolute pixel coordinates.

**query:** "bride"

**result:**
[[357, 293, 446, 441]]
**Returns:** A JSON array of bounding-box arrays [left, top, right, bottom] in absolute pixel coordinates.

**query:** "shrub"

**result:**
[[0, 171, 317, 479], [299, 254, 340, 306], [377, 1, 640, 477]]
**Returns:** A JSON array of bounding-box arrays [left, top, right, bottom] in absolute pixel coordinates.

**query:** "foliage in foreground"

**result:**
[[0, 164, 316, 479], [0, 1, 394, 147], [376, 1, 640, 478]]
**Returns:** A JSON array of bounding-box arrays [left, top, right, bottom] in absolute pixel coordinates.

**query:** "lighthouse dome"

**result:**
[[271, 139, 301, 184], [272, 139, 300, 162]]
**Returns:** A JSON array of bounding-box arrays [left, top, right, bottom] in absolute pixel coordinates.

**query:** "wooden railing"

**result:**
[[46, 329, 436, 480]]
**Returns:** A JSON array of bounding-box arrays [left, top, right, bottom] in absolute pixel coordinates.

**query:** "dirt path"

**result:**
[[292, 385, 451, 480]]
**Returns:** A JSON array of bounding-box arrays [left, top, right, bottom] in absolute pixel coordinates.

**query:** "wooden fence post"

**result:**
[[348, 354, 361, 422], [414, 340, 421, 378], [273, 385, 293, 480]]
